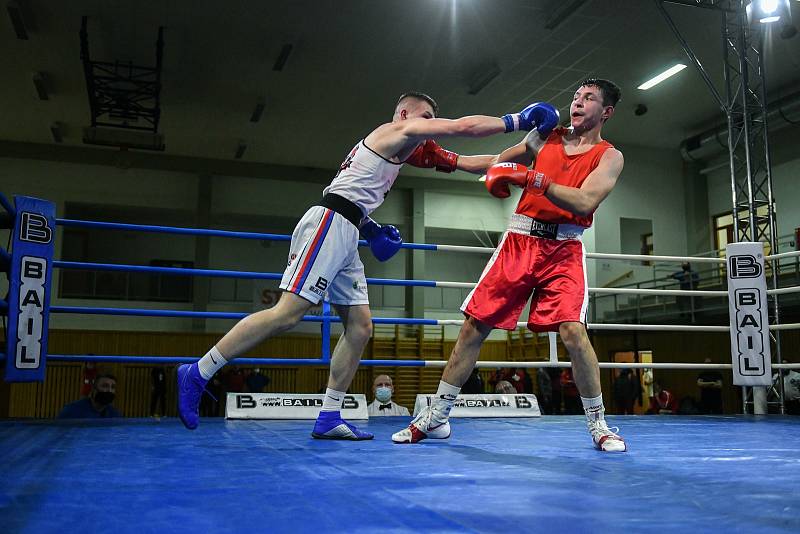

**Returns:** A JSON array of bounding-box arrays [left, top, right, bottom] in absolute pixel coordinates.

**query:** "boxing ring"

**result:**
[[2, 193, 800, 532]]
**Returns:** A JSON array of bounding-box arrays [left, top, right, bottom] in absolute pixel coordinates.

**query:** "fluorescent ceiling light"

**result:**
[[760, 0, 778, 13], [637, 64, 687, 90], [759, 15, 781, 22]]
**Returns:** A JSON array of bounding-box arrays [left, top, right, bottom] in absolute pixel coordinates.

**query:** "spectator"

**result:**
[[678, 396, 701, 415], [225, 368, 246, 393], [246, 368, 270, 393], [490, 368, 531, 394], [150, 366, 167, 417], [560, 368, 582, 415], [648, 382, 678, 414], [782, 369, 800, 415], [488, 368, 512, 392], [772, 361, 800, 415], [613, 369, 638, 415], [59, 372, 121, 419], [512, 368, 533, 394], [495, 380, 517, 395], [536, 368, 553, 414], [461, 368, 485, 394], [80, 360, 97, 397], [367, 375, 410, 416], [642, 367, 655, 405], [697, 358, 723, 414], [671, 262, 700, 320]]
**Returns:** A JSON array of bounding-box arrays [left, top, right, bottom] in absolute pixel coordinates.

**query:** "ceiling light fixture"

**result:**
[[746, 0, 792, 24], [250, 97, 265, 123], [235, 141, 247, 159], [273, 44, 293, 71], [32, 71, 49, 100], [637, 64, 687, 90], [50, 122, 63, 143], [7, 1, 28, 40]]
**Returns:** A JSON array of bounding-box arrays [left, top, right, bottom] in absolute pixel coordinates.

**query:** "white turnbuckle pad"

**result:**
[[413, 393, 541, 418], [226, 392, 369, 420]]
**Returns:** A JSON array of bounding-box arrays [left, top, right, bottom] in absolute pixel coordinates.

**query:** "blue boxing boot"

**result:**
[[312, 411, 373, 440], [177, 363, 208, 430]]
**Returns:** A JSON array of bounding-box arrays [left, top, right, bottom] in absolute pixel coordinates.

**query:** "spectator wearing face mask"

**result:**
[[245, 367, 270, 393], [58, 373, 122, 419], [671, 261, 700, 320], [367, 374, 410, 416]]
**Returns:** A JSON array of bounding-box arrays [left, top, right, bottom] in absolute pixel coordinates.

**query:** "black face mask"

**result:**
[[94, 391, 115, 406]]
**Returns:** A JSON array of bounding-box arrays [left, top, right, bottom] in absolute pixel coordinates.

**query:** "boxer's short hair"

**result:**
[[396, 92, 439, 117], [579, 78, 621, 107]]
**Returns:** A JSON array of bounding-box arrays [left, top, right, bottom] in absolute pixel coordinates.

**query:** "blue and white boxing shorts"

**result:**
[[279, 201, 369, 306]]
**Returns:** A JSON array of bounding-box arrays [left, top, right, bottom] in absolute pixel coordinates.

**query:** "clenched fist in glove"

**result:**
[[502, 102, 560, 138], [484, 162, 552, 199], [360, 217, 403, 261], [405, 139, 459, 173]]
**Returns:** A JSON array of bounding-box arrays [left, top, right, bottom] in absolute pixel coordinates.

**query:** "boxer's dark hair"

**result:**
[[397, 92, 439, 117], [579, 78, 621, 107]]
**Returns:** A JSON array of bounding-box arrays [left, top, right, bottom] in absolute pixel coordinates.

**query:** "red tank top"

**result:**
[[515, 127, 614, 227]]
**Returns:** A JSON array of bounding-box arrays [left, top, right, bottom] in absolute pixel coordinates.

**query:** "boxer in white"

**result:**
[[178, 92, 556, 439]]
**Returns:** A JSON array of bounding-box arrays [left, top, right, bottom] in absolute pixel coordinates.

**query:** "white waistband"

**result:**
[[508, 213, 585, 241]]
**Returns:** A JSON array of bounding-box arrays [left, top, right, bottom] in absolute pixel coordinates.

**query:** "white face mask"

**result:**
[[375, 386, 392, 403]]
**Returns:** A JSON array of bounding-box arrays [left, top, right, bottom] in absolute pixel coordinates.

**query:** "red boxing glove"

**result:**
[[484, 162, 552, 198], [405, 140, 459, 173]]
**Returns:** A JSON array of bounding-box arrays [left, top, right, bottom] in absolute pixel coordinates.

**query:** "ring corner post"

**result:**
[[4, 196, 56, 383]]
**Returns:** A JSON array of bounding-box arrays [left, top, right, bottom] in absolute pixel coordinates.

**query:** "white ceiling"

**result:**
[[2, 0, 800, 180]]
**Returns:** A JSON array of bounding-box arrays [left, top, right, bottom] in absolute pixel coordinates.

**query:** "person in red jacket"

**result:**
[[80, 361, 97, 398], [649, 382, 679, 415], [393, 79, 626, 452]]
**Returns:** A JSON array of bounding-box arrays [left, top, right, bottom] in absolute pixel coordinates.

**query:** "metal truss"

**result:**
[[80, 16, 164, 134], [656, 0, 784, 414]]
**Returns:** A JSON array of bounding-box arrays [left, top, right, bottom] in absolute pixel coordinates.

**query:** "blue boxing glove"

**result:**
[[360, 217, 403, 262], [502, 102, 560, 137]]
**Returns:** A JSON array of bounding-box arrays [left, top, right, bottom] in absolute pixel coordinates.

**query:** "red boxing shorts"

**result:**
[[461, 221, 589, 332]]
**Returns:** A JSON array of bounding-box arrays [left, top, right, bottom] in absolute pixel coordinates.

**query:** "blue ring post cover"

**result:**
[[5, 196, 56, 382]]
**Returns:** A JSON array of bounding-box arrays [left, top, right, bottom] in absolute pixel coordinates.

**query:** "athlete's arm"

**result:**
[[544, 148, 624, 217], [399, 115, 507, 139], [366, 116, 506, 163], [456, 128, 548, 175]]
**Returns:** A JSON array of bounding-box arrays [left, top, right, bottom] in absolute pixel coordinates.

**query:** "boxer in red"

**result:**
[[177, 92, 555, 440], [393, 79, 627, 452]]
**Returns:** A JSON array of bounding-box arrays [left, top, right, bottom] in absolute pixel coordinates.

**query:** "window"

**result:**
[[713, 205, 771, 256]]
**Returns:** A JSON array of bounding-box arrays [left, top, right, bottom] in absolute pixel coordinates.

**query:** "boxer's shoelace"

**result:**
[[412, 407, 446, 432], [587, 418, 622, 442], [182, 372, 217, 410]]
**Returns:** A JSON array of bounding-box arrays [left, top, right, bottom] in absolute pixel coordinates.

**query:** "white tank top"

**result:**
[[323, 140, 403, 217]]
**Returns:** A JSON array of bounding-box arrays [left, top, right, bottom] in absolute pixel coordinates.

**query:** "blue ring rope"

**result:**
[[53, 260, 442, 287], [49, 305, 440, 325], [16, 355, 428, 367], [54, 261, 282, 280], [56, 218, 439, 251], [0, 213, 451, 369]]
